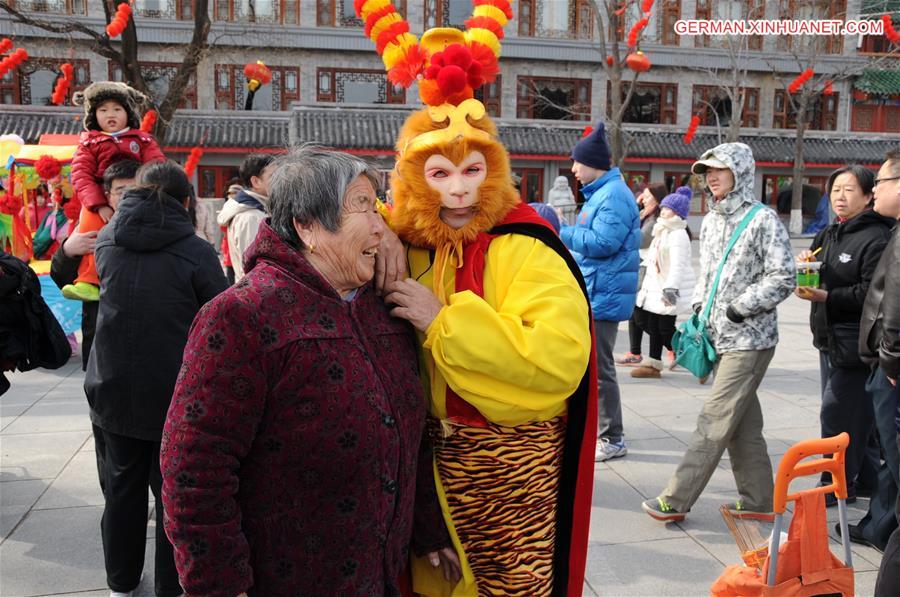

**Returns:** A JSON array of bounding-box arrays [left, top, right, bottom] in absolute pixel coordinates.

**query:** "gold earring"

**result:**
[[308, 243, 315, 254]]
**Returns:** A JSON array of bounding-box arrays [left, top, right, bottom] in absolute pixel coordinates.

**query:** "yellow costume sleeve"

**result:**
[[423, 234, 591, 426]]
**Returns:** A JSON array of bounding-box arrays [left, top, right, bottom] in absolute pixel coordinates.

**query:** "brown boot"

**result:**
[[631, 358, 662, 379]]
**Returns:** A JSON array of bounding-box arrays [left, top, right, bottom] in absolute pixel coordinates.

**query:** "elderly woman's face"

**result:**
[[304, 176, 384, 294]]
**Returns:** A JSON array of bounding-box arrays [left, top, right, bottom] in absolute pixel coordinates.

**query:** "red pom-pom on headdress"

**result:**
[[473, 0, 513, 19]]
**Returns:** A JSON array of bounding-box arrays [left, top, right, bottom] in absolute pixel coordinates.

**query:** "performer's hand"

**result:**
[[375, 226, 407, 296], [889, 377, 897, 387], [385, 278, 442, 332], [426, 547, 462, 584], [62, 230, 97, 257], [97, 205, 115, 223]]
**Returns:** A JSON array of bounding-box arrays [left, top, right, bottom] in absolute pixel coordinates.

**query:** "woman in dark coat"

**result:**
[[85, 160, 228, 596], [161, 147, 453, 596], [797, 164, 894, 502]]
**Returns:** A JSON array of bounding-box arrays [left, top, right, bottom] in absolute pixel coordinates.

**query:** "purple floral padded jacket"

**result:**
[[161, 221, 447, 596]]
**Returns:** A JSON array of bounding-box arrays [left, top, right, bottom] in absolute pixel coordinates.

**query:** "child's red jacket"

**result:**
[[71, 129, 165, 211]]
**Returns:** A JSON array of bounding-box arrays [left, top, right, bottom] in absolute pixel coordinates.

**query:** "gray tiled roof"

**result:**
[[1, 105, 896, 165]]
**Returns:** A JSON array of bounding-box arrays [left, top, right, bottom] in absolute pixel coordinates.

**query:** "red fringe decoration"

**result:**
[[788, 68, 814, 94], [375, 21, 409, 54], [106, 3, 132, 39], [464, 16, 505, 40], [0, 38, 12, 55], [822, 80, 833, 96], [641, 0, 654, 12], [473, 0, 513, 20], [627, 16, 650, 47], [184, 147, 203, 177], [683, 115, 700, 144], [140, 109, 158, 132], [364, 4, 397, 38], [387, 45, 427, 87], [581, 126, 593, 138]]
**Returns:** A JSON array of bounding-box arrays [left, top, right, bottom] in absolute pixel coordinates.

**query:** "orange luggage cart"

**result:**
[[712, 432, 855, 596]]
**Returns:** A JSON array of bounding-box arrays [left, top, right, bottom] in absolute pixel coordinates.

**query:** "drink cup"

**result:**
[[796, 261, 821, 287]]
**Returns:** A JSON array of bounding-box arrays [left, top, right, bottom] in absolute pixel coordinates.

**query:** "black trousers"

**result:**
[[819, 356, 876, 491], [628, 312, 644, 355], [99, 429, 182, 597], [875, 433, 900, 596], [633, 307, 675, 361]]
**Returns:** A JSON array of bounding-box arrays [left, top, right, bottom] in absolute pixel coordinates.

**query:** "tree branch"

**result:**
[[0, 1, 121, 62]]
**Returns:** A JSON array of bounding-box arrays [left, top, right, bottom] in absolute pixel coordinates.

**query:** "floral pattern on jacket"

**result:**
[[690, 143, 796, 353], [161, 221, 442, 596]]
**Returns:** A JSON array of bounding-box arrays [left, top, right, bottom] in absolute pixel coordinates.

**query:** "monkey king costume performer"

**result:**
[[354, 1, 598, 595]]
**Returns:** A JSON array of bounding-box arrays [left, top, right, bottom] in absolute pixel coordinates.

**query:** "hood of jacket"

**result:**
[[833, 208, 895, 236], [216, 191, 266, 227], [699, 143, 756, 215], [110, 188, 196, 252]]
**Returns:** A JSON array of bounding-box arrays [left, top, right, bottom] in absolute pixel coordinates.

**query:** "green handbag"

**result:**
[[672, 204, 762, 379]]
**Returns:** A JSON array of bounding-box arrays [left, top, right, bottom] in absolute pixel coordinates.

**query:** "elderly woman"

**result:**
[[796, 165, 894, 505], [160, 148, 450, 596]]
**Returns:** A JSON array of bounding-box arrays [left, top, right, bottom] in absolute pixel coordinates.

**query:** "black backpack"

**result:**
[[0, 252, 71, 395]]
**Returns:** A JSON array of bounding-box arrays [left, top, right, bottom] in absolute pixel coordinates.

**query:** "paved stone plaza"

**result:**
[[1, 242, 888, 596]]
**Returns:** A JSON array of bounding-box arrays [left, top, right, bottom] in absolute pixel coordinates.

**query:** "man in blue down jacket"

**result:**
[[561, 123, 640, 462]]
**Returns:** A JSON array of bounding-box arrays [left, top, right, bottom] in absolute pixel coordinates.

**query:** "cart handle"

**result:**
[[772, 433, 848, 514]]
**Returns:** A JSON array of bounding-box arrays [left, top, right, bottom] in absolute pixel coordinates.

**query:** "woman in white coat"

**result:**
[[632, 186, 696, 378]]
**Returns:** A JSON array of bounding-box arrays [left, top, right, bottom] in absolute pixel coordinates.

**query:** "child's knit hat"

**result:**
[[73, 81, 149, 132], [660, 186, 693, 219]]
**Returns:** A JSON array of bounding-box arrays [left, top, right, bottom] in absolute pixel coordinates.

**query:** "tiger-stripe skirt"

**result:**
[[430, 416, 566, 596]]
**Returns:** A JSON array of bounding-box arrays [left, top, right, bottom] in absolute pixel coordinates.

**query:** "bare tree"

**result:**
[[0, 0, 211, 143], [589, 0, 649, 166], [773, 19, 899, 234]]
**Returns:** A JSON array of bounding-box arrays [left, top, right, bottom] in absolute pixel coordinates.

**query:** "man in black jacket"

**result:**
[[50, 159, 139, 494], [859, 150, 900, 597]]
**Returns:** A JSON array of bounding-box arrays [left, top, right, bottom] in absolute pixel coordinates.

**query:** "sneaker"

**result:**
[[667, 350, 678, 370], [642, 497, 686, 522], [615, 352, 643, 366], [595, 438, 627, 462], [723, 500, 775, 522], [62, 281, 99, 302], [631, 366, 661, 379]]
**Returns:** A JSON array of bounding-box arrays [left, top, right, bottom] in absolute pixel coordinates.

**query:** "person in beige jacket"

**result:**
[[216, 154, 275, 281]]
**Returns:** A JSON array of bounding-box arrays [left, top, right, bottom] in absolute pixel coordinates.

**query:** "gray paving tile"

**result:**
[[0, 505, 106, 596], [1, 398, 92, 435], [0, 479, 47, 540], [585, 536, 724, 596], [32, 452, 104, 510], [0, 431, 91, 482]]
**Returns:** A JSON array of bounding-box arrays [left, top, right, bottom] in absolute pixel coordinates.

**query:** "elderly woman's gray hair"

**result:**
[[268, 146, 381, 247]]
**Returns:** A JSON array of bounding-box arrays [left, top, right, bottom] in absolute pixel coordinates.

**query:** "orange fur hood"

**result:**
[[389, 107, 520, 249]]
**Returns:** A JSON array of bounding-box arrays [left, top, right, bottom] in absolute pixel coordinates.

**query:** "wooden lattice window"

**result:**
[[851, 101, 900, 133], [695, 0, 763, 49], [773, 89, 839, 130], [215, 64, 299, 110], [6, 0, 85, 14], [608, 81, 678, 124], [0, 58, 89, 105], [214, 0, 301, 24], [574, 0, 594, 39], [109, 62, 197, 109], [474, 76, 501, 117], [316, 68, 405, 104], [517, 76, 591, 121], [518, 0, 535, 36], [660, 0, 681, 45], [424, 0, 467, 28], [776, 0, 845, 54], [692, 85, 760, 128]]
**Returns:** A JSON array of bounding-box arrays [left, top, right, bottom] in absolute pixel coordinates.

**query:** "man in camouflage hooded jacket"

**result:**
[[643, 142, 796, 522]]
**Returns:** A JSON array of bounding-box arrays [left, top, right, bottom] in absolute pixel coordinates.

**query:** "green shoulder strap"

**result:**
[[701, 203, 764, 323]]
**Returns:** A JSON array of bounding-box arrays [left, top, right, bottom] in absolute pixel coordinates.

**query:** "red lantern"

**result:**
[[625, 51, 651, 73], [605, 55, 614, 67], [244, 61, 272, 91]]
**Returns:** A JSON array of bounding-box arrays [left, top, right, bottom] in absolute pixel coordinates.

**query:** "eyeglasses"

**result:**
[[874, 176, 900, 186]]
